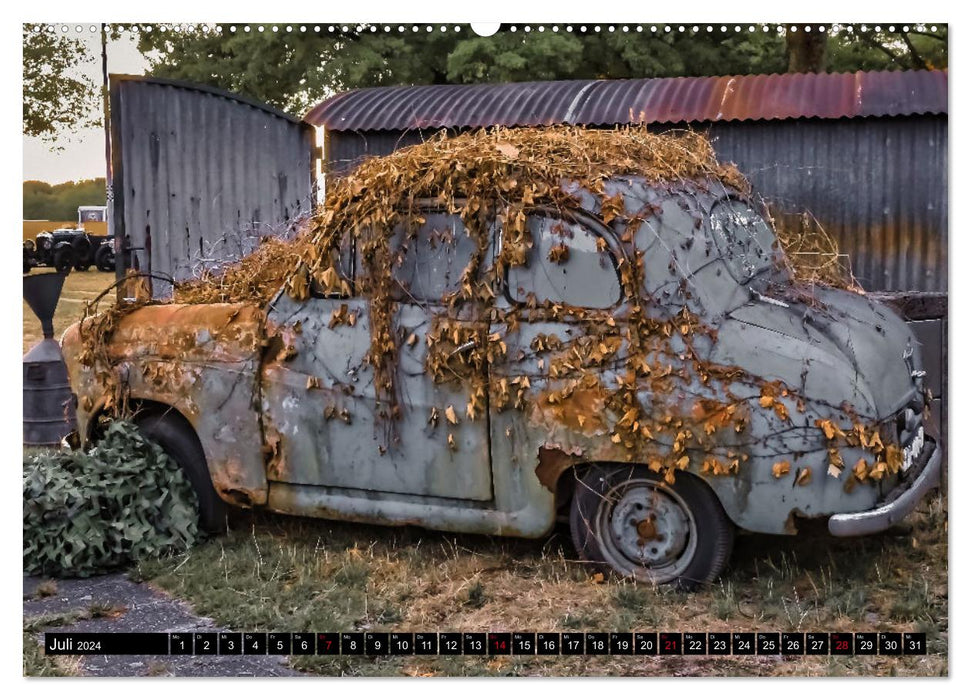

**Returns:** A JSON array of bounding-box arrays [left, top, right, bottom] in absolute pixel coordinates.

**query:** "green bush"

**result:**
[[23, 420, 200, 577]]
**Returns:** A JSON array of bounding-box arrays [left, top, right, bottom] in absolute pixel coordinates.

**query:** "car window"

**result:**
[[708, 199, 778, 284], [506, 215, 621, 309], [337, 229, 355, 285], [389, 212, 476, 302]]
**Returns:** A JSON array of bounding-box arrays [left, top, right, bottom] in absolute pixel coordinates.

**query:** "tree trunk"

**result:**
[[786, 27, 828, 73]]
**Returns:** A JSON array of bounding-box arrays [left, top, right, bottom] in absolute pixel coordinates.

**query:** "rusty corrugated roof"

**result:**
[[305, 70, 947, 131]]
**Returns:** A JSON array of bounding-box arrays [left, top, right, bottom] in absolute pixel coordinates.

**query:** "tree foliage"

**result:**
[[24, 178, 105, 221], [23, 24, 99, 146], [133, 24, 946, 116], [828, 26, 948, 72]]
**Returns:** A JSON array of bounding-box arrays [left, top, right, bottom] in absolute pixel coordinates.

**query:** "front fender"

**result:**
[[61, 303, 270, 507]]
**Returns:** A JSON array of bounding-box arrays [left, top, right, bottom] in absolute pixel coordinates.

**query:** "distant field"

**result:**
[[23, 271, 114, 353]]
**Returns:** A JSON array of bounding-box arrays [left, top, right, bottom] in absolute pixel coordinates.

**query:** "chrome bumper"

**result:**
[[828, 437, 942, 537]]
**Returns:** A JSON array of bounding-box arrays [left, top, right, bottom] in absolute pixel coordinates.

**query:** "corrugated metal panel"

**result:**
[[306, 70, 947, 131], [708, 116, 947, 293], [110, 76, 316, 298], [325, 129, 430, 177]]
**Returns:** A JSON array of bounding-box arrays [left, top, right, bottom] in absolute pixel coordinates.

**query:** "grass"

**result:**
[[22, 598, 135, 676], [23, 611, 88, 677], [129, 491, 948, 677], [23, 270, 114, 353]]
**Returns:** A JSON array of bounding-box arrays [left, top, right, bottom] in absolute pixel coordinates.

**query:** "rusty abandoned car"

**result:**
[[61, 127, 941, 588]]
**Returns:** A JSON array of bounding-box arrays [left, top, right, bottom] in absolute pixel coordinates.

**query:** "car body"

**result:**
[[27, 228, 110, 273], [61, 175, 941, 586], [94, 237, 115, 272]]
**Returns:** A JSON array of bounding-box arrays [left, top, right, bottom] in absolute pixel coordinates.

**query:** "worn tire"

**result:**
[[570, 464, 733, 590], [94, 244, 115, 272], [135, 410, 227, 534], [53, 248, 75, 274]]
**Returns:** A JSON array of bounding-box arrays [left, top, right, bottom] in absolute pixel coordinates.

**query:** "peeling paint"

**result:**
[[535, 443, 585, 493]]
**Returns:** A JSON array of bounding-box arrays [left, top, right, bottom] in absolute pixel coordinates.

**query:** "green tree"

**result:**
[[786, 27, 828, 72], [23, 24, 99, 146], [23, 179, 105, 221], [828, 25, 948, 72], [134, 25, 788, 113], [133, 24, 945, 116], [134, 26, 461, 114], [445, 33, 587, 83], [23, 180, 55, 220]]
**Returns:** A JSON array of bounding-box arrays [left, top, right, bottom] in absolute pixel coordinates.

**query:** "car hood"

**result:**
[[711, 287, 922, 420], [62, 303, 265, 367]]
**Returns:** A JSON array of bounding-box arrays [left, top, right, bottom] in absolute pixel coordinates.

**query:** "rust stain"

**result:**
[[535, 443, 585, 492], [104, 303, 263, 362], [209, 456, 263, 507], [262, 423, 286, 481], [531, 382, 611, 436]]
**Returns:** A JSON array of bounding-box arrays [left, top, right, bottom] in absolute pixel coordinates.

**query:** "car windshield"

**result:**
[[707, 199, 779, 285]]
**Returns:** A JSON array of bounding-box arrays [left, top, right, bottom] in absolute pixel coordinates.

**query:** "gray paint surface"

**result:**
[[110, 76, 316, 299]]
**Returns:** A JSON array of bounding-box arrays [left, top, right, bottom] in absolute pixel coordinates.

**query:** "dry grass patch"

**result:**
[[23, 270, 114, 353], [133, 490, 947, 677]]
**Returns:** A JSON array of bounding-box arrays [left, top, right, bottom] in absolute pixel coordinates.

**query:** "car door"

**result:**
[[261, 210, 494, 501], [488, 210, 627, 458]]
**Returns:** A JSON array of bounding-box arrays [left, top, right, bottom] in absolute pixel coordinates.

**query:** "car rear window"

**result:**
[[708, 199, 778, 284], [389, 212, 477, 302], [506, 215, 620, 309]]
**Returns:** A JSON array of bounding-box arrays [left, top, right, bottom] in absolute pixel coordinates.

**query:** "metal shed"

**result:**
[[106, 71, 947, 454], [109, 75, 317, 299]]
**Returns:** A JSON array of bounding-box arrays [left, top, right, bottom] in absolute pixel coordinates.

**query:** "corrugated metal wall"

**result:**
[[708, 116, 947, 293], [326, 129, 428, 177], [111, 77, 316, 298], [326, 114, 947, 293]]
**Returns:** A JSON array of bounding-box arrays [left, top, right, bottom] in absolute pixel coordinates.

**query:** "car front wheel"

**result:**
[[135, 411, 227, 535], [53, 248, 75, 274], [95, 245, 115, 272], [570, 464, 734, 590]]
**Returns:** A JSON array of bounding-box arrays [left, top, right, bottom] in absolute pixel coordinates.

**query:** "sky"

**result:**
[[22, 27, 149, 184]]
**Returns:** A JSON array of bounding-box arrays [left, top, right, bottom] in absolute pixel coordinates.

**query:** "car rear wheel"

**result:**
[[135, 410, 227, 534], [570, 464, 734, 590]]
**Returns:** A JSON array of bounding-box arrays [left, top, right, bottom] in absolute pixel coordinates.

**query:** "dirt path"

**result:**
[[23, 573, 301, 677]]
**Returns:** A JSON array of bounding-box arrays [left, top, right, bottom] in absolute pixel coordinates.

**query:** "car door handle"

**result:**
[[450, 340, 477, 356]]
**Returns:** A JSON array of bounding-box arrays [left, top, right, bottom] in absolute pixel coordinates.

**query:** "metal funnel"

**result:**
[[23, 272, 67, 339]]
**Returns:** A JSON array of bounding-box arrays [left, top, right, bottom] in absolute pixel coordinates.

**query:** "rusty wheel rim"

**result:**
[[597, 479, 697, 584]]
